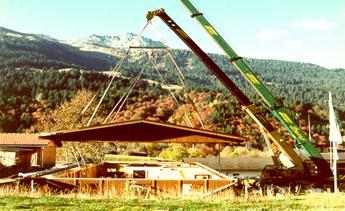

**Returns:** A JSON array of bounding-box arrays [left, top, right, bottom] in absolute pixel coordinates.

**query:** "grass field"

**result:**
[[0, 192, 344, 210], [104, 154, 168, 162]]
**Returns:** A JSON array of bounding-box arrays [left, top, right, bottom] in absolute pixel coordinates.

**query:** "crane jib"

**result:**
[[180, 0, 325, 161]]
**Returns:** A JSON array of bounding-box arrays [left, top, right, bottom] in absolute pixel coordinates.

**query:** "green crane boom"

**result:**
[[147, 8, 305, 169], [180, 0, 331, 177]]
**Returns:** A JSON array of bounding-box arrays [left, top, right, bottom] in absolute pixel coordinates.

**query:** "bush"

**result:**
[[233, 147, 249, 157], [159, 144, 188, 161], [219, 146, 233, 157], [187, 147, 205, 158]]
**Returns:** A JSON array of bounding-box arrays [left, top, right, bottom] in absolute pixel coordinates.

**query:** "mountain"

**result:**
[[1, 26, 345, 108], [66, 33, 164, 56], [0, 27, 167, 70], [0, 26, 117, 70], [0, 26, 58, 42]]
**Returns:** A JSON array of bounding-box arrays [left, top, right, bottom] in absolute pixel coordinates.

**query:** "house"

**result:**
[[0, 133, 60, 168], [186, 153, 345, 179], [184, 157, 274, 178]]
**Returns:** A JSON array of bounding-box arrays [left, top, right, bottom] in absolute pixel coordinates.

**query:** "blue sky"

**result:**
[[1, 0, 344, 68]]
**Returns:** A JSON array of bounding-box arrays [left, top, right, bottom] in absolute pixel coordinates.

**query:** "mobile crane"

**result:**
[[179, 0, 333, 181], [146, 7, 332, 188]]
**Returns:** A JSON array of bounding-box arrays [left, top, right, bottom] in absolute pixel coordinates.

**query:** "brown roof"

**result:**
[[39, 119, 245, 145], [184, 157, 274, 171], [0, 133, 60, 148]]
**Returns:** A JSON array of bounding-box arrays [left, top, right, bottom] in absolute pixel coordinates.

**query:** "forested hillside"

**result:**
[[1, 26, 344, 151], [1, 26, 344, 108]]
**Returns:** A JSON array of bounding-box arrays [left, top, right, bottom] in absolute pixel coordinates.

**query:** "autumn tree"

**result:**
[[28, 90, 113, 163]]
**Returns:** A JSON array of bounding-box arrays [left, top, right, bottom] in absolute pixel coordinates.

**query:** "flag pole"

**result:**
[[329, 91, 341, 194], [333, 140, 338, 194], [308, 113, 312, 141]]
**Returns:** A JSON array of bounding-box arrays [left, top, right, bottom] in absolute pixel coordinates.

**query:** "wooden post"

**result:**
[[31, 180, 35, 193], [16, 180, 20, 192], [244, 182, 248, 199], [104, 178, 108, 197], [259, 187, 263, 198], [202, 181, 237, 198], [203, 180, 208, 193], [98, 179, 104, 196], [152, 180, 157, 195], [179, 180, 183, 195]]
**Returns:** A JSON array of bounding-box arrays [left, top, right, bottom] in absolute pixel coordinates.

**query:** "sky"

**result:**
[[1, 0, 344, 69]]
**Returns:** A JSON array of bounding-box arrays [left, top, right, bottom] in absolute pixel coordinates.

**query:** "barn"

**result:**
[[0, 133, 60, 168]]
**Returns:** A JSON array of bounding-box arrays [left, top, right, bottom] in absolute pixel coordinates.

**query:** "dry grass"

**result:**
[[1, 184, 345, 210]]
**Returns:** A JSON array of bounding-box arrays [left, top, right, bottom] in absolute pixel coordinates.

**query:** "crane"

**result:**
[[146, 7, 332, 187], [179, 0, 333, 179]]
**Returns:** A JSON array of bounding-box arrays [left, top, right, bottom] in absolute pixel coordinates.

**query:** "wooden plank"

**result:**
[[0, 178, 16, 184], [203, 181, 237, 197]]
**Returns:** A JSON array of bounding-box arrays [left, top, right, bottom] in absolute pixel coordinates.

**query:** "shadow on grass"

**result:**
[[12, 201, 74, 209]]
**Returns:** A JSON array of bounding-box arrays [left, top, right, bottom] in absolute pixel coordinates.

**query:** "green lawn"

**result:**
[[104, 154, 168, 162], [0, 193, 344, 210]]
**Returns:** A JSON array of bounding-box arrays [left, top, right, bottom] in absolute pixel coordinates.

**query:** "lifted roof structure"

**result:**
[[39, 119, 245, 145]]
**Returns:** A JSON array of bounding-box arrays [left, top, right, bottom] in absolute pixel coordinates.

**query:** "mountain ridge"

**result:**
[[2, 26, 343, 70], [1, 26, 345, 108]]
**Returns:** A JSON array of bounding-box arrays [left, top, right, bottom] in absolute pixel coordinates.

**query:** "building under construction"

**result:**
[[39, 161, 238, 196], [0, 119, 246, 196]]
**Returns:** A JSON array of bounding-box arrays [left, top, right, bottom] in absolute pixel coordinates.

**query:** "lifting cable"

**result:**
[[87, 19, 207, 129], [86, 22, 151, 126], [83, 21, 151, 116], [149, 54, 194, 128], [109, 52, 153, 122], [184, 92, 205, 129], [103, 69, 142, 123], [149, 21, 185, 86], [103, 48, 169, 123], [103, 21, 191, 124], [148, 20, 194, 127], [70, 146, 80, 168], [150, 20, 208, 128], [75, 145, 86, 165]]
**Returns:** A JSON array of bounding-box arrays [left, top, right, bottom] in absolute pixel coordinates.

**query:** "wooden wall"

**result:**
[[40, 141, 57, 168], [46, 164, 236, 195]]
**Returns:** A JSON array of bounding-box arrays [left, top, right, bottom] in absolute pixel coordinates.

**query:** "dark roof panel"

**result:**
[[40, 119, 245, 145]]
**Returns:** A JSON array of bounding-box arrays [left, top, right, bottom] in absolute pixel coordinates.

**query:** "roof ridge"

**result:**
[[0, 133, 52, 147]]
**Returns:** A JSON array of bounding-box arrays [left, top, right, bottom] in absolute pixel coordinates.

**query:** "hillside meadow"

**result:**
[[0, 191, 344, 210]]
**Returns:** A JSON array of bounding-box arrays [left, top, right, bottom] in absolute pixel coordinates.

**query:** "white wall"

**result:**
[[123, 166, 224, 179], [0, 151, 16, 166]]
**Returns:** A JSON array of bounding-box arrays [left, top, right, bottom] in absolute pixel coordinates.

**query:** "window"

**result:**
[[133, 170, 146, 178], [194, 174, 211, 179]]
